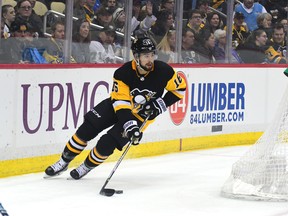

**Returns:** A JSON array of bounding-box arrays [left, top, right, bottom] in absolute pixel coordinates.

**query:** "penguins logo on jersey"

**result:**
[[131, 88, 156, 111]]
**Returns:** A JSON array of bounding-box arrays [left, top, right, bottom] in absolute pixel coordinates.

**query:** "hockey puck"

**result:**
[[115, 190, 123, 194]]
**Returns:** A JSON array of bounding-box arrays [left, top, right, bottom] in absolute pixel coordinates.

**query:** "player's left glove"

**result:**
[[140, 97, 167, 120]]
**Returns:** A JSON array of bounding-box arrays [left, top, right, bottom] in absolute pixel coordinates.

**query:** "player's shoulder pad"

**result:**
[[114, 61, 133, 79], [154, 60, 175, 74]]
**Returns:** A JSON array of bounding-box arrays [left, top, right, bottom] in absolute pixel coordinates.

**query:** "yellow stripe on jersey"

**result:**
[[111, 78, 132, 111], [165, 72, 187, 99]]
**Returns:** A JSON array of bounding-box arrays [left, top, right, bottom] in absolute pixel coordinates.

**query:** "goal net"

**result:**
[[221, 82, 288, 202]]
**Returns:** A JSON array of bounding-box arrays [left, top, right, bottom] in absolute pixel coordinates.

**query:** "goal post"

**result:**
[[221, 69, 288, 202]]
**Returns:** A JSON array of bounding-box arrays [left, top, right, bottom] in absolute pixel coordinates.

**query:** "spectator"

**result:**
[[181, 28, 202, 63], [256, 12, 273, 39], [196, 0, 212, 23], [186, 9, 205, 35], [72, 18, 91, 63], [102, 0, 119, 12], [159, 0, 175, 14], [90, 25, 117, 63], [262, 0, 288, 24], [192, 29, 216, 63], [266, 24, 287, 63], [279, 18, 288, 32], [14, 0, 44, 37], [93, 6, 114, 27], [2, 20, 42, 63], [112, 3, 156, 57], [213, 29, 243, 63], [225, 12, 250, 49], [203, 12, 223, 33], [42, 20, 76, 63], [73, 0, 96, 23], [2, 4, 16, 39], [236, 29, 268, 63], [148, 9, 174, 44], [156, 28, 176, 63], [234, 0, 267, 31], [133, 1, 157, 37], [211, 0, 228, 14]]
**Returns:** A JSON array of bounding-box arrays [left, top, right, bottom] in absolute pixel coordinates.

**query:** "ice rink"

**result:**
[[0, 146, 287, 216]]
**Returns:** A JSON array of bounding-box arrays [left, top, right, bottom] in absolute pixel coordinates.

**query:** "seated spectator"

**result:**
[[224, 12, 250, 49], [234, 0, 267, 31], [262, 0, 288, 24], [186, 9, 205, 36], [148, 9, 174, 44], [1, 4, 16, 39], [192, 29, 216, 63], [236, 29, 268, 63], [213, 29, 243, 63], [279, 18, 288, 31], [203, 12, 223, 33], [72, 18, 91, 63], [2, 20, 43, 63], [256, 12, 273, 39], [14, 0, 44, 37], [266, 24, 287, 63], [73, 0, 95, 22], [42, 20, 76, 63], [181, 28, 202, 63], [196, 0, 212, 23], [90, 25, 117, 63], [102, 0, 119, 12], [158, 0, 175, 15], [93, 6, 114, 27], [156, 28, 176, 63], [211, 0, 228, 14]]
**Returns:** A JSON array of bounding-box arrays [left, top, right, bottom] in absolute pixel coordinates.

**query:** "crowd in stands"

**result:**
[[0, 0, 287, 64]]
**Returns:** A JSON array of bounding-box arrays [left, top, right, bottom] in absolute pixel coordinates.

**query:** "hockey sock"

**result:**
[[62, 133, 87, 162], [85, 146, 109, 168]]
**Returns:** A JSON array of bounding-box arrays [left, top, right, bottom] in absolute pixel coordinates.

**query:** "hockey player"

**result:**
[[44, 36, 187, 180]]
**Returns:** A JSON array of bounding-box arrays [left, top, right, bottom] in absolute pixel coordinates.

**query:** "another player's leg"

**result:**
[[70, 133, 118, 179]]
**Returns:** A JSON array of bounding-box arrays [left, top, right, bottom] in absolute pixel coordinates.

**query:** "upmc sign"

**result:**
[[169, 71, 189, 125]]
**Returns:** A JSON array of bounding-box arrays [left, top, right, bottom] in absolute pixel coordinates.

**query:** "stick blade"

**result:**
[[99, 188, 123, 197], [100, 188, 116, 197]]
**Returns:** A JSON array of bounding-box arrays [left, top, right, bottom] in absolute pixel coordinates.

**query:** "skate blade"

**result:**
[[66, 177, 79, 180], [43, 171, 66, 179]]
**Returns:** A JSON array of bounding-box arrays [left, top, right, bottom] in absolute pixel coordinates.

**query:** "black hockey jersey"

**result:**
[[111, 59, 186, 126]]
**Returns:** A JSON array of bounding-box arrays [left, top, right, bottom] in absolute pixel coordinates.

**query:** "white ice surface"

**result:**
[[0, 146, 288, 216]]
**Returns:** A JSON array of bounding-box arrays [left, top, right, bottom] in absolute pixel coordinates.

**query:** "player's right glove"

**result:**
[[123, 120, 142, 145], [139, 97, 167, 120]]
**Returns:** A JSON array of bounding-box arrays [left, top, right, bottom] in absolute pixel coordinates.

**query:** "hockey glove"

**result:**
[[123, 120, 143, 145], [140, 97, 167, 120]]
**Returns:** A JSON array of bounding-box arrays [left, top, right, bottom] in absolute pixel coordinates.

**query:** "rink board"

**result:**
[[0, 64, 286, 177]]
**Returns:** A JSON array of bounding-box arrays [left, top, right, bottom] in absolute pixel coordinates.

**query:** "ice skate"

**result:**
[[44, 158, 69, 179], [69, 163, 92, 180]]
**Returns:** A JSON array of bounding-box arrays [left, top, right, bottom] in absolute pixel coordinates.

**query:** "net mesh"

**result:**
[[221, 85, 288, 201]]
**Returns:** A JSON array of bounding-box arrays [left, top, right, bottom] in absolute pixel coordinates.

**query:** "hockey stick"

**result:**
[[99, 114, 151, 197]]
